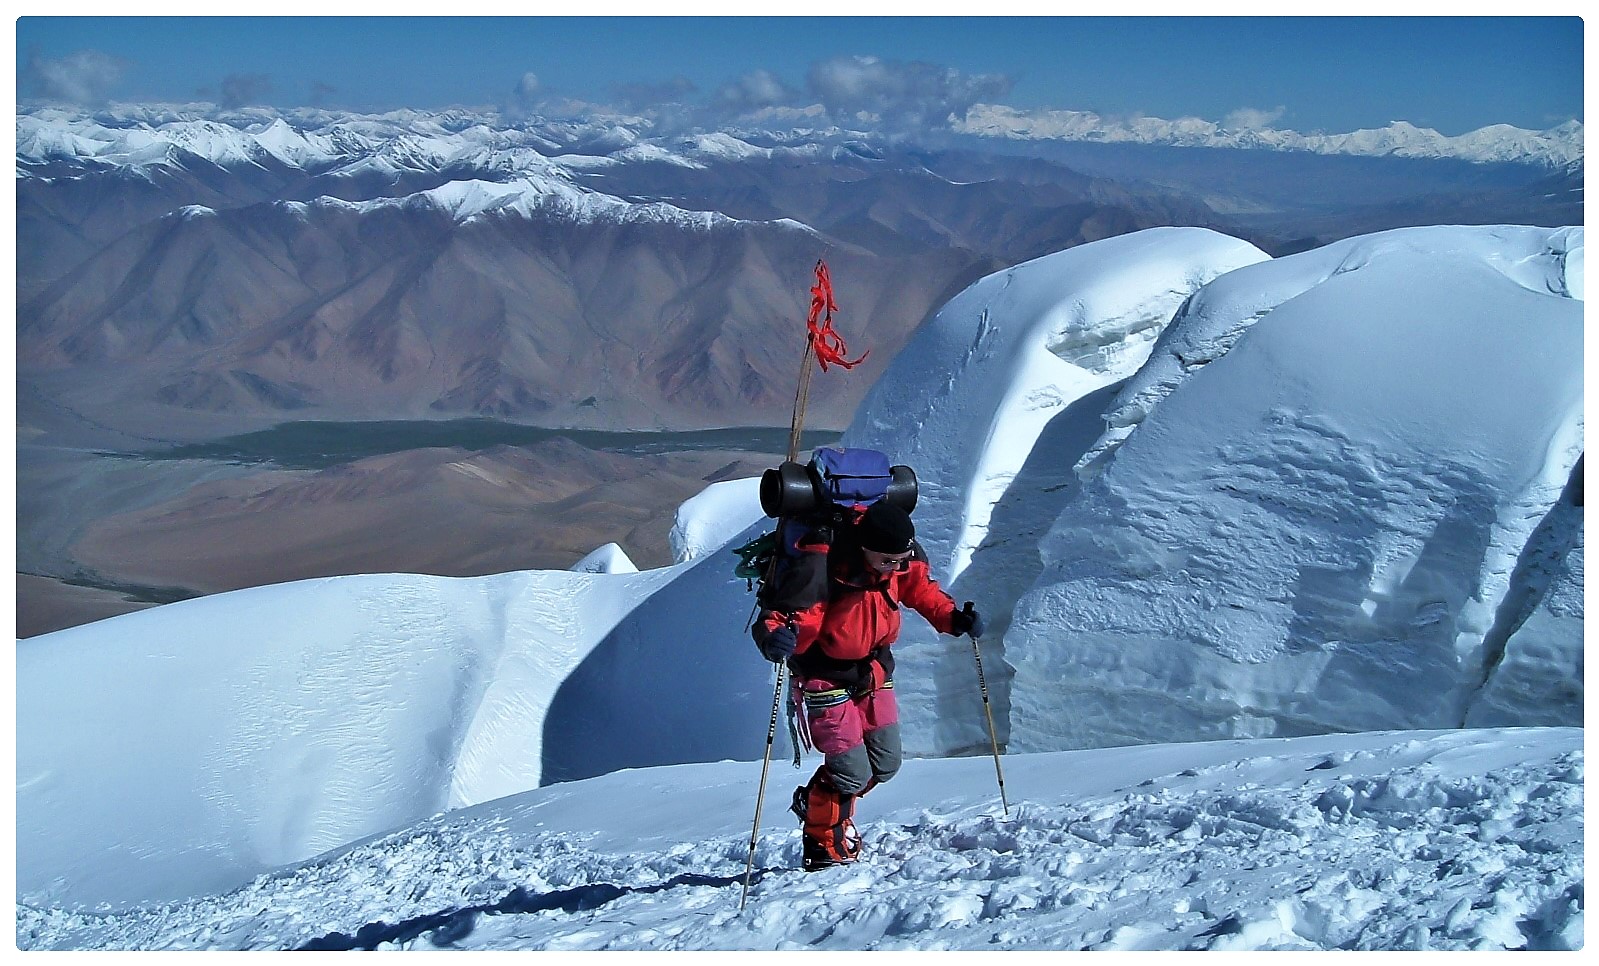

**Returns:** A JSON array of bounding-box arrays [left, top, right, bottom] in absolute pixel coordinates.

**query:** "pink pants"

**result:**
[[798, 679, 901, 795]]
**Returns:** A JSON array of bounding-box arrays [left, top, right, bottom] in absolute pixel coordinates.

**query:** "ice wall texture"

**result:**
[[1005, 226, 1584, 751]]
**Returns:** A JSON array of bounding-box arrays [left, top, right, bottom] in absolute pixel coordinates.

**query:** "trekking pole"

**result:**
[[740, 659, 787, 910], [743, 265, 811, 911], [964, 602, 1010, 817], [787, 330, 816, 462]]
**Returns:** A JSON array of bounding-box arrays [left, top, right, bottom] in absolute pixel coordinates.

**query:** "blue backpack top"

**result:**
[[759, 446, 916, 519], [736, 447, 918, 611]]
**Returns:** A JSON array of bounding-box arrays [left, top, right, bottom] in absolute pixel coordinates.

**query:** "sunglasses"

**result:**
[[864, 547, 914, 568]]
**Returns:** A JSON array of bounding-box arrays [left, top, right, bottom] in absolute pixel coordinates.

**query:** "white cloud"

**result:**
[[614, 75, 696, 111], [714, 69, 795, 111], [22, 48, 127, 105], [1223, 106, 1287, 130], [219, 73, 273, 109], [504, 71, 544, 120], [806, 55, 1012, 132]]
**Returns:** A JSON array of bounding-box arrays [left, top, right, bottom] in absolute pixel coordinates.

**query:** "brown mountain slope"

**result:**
[[19, 197, 990, 435]]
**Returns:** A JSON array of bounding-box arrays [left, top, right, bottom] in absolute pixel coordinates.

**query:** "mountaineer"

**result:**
[[753, 500, 984, 870]]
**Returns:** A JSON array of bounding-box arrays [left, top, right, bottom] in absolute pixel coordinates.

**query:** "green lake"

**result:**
[[117, 420, 844, 470]]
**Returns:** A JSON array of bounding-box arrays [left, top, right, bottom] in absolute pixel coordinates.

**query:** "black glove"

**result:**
[[950, 602, 985, 639], [759, 623, 798, 663]]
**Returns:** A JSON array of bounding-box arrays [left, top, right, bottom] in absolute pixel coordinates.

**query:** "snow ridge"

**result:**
[[385, 177, 778, 231], [1078, 226, 1585, 481]]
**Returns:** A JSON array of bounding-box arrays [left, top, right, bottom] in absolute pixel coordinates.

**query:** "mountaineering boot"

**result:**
[[796, 769, 860, 871], [803, 822, 861, 872]]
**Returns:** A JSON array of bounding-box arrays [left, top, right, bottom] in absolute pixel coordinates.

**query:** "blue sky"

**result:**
[[14, 16, 1584, 135]]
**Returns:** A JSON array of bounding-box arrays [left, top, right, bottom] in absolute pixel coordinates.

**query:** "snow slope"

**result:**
[[17, 567, 676, 906], [17, 727, 1583, 951], [14, 225, 1584, 943]]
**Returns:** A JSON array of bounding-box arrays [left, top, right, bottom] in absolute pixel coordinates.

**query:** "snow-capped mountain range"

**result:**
[[16, 107, 805, 233], [957, 104, 1584, 169], [18, 102, 1584, 178], [17, 224, 1583, 951]]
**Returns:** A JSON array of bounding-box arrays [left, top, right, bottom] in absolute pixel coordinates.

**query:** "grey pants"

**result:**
[[825, 722, 902, 795]]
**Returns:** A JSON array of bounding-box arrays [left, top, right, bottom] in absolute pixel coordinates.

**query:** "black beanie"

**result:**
[[857, 501, 915, 554]]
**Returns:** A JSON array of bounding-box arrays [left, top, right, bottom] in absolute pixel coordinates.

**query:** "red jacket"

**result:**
[[758, 540, 958, 689]]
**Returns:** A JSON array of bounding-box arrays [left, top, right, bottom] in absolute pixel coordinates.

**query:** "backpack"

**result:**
[[733, 447, 917, 611]]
